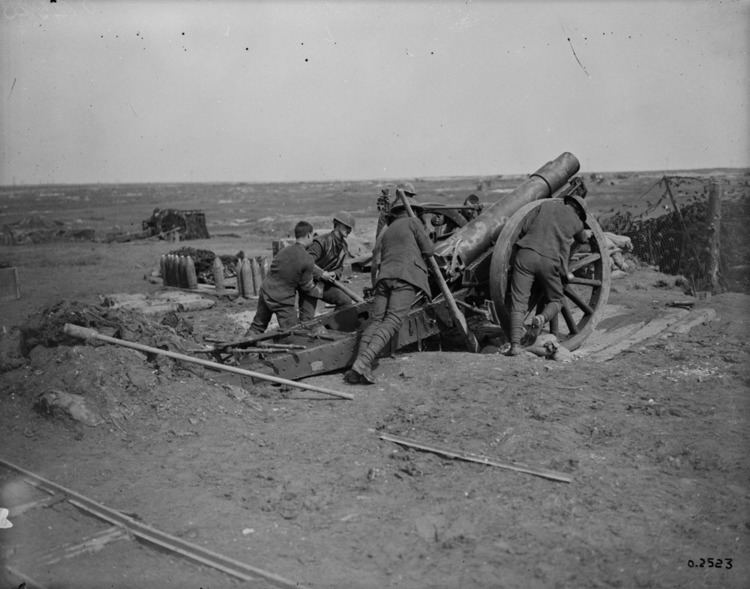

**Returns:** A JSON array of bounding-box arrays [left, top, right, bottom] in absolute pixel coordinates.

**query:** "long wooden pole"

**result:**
[[328, 278, 366, 303], [380, 433, 572, 483], [398, 191, 479, 352], [63, 323, 354, 400]]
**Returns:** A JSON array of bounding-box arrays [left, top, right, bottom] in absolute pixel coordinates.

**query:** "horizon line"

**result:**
[[1, 165, 748, 189]]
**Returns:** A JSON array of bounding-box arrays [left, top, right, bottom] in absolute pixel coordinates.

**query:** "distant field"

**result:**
[[1, 166, 747, 236]]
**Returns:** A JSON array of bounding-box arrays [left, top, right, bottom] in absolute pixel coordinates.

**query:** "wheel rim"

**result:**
[[488, 199, 611, 351]]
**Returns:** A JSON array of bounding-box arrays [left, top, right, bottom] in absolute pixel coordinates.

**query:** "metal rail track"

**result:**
[[0, 458, 305, 589]]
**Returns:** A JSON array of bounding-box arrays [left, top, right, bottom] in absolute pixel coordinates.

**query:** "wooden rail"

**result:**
[[0, 458, 305, 588]]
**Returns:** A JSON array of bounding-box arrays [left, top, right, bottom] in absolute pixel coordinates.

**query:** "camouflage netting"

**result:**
[[601, 175, 750, 292], [19, 300, 199, 357]]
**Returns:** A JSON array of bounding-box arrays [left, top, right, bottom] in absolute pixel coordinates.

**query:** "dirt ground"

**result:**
[[0, 221, 749, 589]]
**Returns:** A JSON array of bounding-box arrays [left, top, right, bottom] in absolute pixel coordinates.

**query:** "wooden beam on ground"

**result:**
[[585, 308, 689, 362], [379, 433, 572, 483], [63, 323, 354, 400], [660, 308, 717, 336], [0, 458, 306, 589]]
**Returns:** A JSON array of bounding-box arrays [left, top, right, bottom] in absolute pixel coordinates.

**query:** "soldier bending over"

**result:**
[[507, 195, 592, 356], [345, 200, 434, 384]]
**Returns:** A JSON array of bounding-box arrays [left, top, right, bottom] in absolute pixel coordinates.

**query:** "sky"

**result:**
[[0, 0, 748, 185]]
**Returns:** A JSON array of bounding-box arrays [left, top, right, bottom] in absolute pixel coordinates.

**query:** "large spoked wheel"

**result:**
[[488, 199, 611, 351]]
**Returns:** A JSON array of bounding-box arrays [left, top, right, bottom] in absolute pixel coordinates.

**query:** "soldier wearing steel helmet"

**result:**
[[298, 211, 357, 322], [506, 194, 593, 356]]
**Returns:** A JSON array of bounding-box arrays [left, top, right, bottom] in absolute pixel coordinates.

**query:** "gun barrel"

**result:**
[[433, 152, 580, 270]]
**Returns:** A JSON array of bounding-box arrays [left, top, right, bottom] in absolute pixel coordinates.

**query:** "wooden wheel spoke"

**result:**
[[564, 287, 594, 316], [569, 253, 601, 273], [566, 276, 602, 287], [560, 300, 579, 334]]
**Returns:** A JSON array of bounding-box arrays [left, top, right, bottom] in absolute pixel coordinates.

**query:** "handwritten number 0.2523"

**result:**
[[687, 558, 732, 569]]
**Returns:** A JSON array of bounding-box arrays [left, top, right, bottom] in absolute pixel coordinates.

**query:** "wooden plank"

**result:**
[[586, 308, 689, 361], [575, 320, 647, 357], [0, 458, 306, 589], [660, 308, 717, 336], [63, 323, 354, 400], [379, 433, 572, 483], [8, 494, 65, 516], [39, 526, 130, 565]]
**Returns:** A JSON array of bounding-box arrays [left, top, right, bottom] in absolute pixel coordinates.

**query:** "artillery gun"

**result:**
[[211, 152, 610, 379]]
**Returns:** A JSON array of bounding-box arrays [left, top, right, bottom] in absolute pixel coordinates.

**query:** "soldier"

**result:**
[[461, 194, 483, 221], [507, 195, 593, 356], [247, 221, 321, 334], [298, 211, 357, 323], [375, 188, 391, 239], [376, 183, 416, 238], [345, 199, 434, 384]]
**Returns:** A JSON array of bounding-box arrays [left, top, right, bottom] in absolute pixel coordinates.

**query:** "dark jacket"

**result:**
[[260, 242, 315, 305], [307, 231, 349, 278], [372, 216, 434, 296], [516, 200, 587, 269]]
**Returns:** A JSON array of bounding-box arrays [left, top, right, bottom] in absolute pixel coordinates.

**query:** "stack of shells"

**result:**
[[236, 256, 270, 298], [161, 253, 269, 296], [160, 254, 198, 289]]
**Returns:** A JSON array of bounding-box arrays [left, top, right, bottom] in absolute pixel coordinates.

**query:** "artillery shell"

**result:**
[[213, 256, 226, 295], [186, 256, 198, 290], [240, 258, 253, 298], [250, 258, 262, 296]]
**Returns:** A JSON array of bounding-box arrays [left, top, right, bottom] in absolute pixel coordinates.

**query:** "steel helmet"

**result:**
[[397, 182, 416, 196], [333, 211, 355, 231], [563, 194, 588, 222], [464, 194, 480, 206]]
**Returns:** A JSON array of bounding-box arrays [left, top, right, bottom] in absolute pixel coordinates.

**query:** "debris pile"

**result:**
[[142, 208, 210, 240], [1, 299, 257, 429], [18, 300, 198, 357], [1, 216, 96, 245]]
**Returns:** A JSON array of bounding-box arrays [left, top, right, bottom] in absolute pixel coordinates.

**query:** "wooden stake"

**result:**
[[63, 323, 354, 400], [706, 179, 722, 293], [379, 433, 571, 483]]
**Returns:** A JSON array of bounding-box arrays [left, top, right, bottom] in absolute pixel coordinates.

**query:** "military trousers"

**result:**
[[247, 291, 299, 335], [509, 247, 565, 345], [352, 278, 418, 372]]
